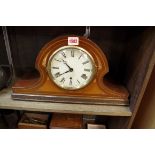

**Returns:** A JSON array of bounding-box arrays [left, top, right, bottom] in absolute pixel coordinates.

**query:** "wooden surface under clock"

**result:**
[[12, 36, 129, 105], [49, 113, 83, 129], [0, 88, 132, 116]]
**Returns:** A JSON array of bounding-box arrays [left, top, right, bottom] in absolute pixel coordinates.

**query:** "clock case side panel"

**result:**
[[12, 35, 129, 105]]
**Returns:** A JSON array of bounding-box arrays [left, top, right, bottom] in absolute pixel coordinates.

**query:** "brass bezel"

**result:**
[[46, 46, 97, 90]]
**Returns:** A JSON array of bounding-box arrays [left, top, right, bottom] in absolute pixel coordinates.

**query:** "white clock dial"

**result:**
[[47, 46, 96, 90]]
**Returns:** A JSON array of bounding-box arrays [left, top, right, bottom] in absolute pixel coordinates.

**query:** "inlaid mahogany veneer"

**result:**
[[12, 36, 129, 105]]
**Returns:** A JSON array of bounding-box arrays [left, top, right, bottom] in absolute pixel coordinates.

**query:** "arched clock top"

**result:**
[[35, 36, 109, 91]]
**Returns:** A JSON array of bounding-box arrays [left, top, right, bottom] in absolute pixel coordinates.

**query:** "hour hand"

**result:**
[[59, 70, 70, 76], [54, 70, 70, 78]]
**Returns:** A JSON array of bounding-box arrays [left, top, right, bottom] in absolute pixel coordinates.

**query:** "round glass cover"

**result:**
[[47, 46, 96, 90]]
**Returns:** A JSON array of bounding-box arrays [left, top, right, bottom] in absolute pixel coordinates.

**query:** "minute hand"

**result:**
[[62, 59, 73, 71]]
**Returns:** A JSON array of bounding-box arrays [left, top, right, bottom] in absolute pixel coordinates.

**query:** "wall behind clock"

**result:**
[[7, 26, 86, 75]]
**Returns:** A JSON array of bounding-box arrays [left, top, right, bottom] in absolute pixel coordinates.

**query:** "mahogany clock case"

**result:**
[[7, 26, 151, 108], [12, 35, 129, 105]]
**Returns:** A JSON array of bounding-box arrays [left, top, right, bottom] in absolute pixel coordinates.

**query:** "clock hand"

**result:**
[[58, 68, 73, 77], [59, 70, 71, 76], [62, 59, 73, 71]]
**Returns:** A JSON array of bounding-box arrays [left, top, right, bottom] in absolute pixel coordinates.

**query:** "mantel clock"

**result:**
[[12, 36, 129, 105]]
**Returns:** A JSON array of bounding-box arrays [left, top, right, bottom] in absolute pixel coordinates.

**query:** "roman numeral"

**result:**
[[69, 77, 72, 85], [60, 77, 65, 83], [61, 52, 66, 58], [71, 50, 74, 57], [82, 60, 89, 65], [52, 67, 59, 69], [81, 74, 87, 80], [54, 58, 61, 62], [54, 72, 61, 78], [78, 54, 83, 59], [77, 80, 80, 84], [84, 69, 91, 72]]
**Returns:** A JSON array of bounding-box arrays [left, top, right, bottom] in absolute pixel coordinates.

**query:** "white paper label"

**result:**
[[68, 37, 79, 45]]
